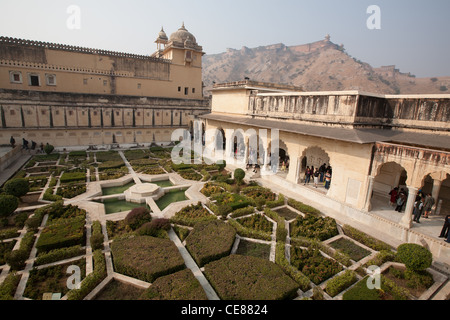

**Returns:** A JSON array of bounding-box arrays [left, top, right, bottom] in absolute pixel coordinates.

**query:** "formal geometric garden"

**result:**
[[0, 146, 448, 300]]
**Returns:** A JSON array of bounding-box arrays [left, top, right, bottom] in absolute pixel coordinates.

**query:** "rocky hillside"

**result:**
[[202, 39, 450, 96]]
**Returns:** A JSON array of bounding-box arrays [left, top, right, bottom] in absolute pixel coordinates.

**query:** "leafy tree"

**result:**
[[44, 143, 55, 155], [0, 195, 19, 218], [124, 207, 152, 230], [234, 168, 245, 185], [397, 243, 432, 272], [4, 178, 29, 198]]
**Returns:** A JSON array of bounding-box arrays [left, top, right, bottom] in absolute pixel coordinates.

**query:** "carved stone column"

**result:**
[[431, 179, 442, 214], [400, 187, 417, 229], [363, 176, 375, 212]]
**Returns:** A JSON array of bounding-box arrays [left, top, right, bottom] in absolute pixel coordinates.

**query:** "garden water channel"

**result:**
[[92, 177, 190, 215]]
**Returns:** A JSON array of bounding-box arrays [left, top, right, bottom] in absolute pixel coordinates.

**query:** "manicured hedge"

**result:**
[[210, 192, 251, 210], [241, 186, 276, 204], [170, 202, 217, 227], [6, 231, 36, 270], [200, 182, 224, 197], [111, 236, 185, 283], [342, 224, 392, 252], [34, 245, 85, 266], [266, 194, 285, 208], [264, 208, 287, 242], [227, 218, 272, 241], [290, 214, 338, 241], [90, 221, 104, 251], [43, 188, 63, 202], [397, 243, 432, 272], [290, 247, 343, 285], [287, 198, 321, 215], [0, 272, 21, 300], [98, 161, 125, 171], [36, 215, 86, 253], [236, 214, 273, 233], [325, 270, 358, 297], [56, 184, 86, 199], [185, 220, 236, 267], [141, 269, 208, 300], [60, 171, 86, 184], [204, 255, 299, 300], [274, 241, 310, 292], [229, 206, 255, 218], [67, 250, 106, 300]]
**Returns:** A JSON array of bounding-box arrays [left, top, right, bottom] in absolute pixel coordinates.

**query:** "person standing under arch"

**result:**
[[423, 193, 435, 219], [304, 166, 311, 185], [325, 170, 332, 190], [313, 168, 320, 188]]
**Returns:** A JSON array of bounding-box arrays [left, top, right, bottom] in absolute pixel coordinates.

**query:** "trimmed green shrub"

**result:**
[[275, 241, 310, 292], [365, 250, 396, 268], [44, 144, 55, 155], [325, 270, 358, 297], [230, 206, 255, 218], [264, 208, 287, 242], [204, 255, 299, 300], [4, 178, 29, 198], [290, 214, 338, 241], [67, 250, 106, 300], [290, 247, 343, 285], [397, 243, 432, 272], [6, 231, 35, 270], [124, 207, 152, 230], [0, 272, 21, 300], [43, 188, 63, 202], [111, 236, 185, 283], [287, 198, 320, 215], [90, 221, 104, 251], [60, 171, 86, 184], [234, 168, 245, 184], [185, 220, 236, 267], [36, 215, 86, 253], [170, 202, 216, 227], [141, 269, 208, 300], [227, 218, 272, 241], [343, 276, 381, 300], [136, 219, 171, 238], [236, 214, 273, 233], [0, 195, 19, 218], [342, 225, 392, 252], [266, 194, 285, 208], [241, 186, 276, 204], [35, 245, 85, 266]]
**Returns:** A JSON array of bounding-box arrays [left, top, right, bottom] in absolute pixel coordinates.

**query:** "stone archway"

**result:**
[[370, 161, 408, 211], [299, 146, 331, 184], [421, 171, 450, 215], [267, 139, 289, 174]]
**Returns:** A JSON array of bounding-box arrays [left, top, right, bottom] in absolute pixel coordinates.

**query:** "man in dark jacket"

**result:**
[[439, 215, 450, 239]]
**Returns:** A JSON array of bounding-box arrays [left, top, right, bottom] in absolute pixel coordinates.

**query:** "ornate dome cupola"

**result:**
[[169, 22, 198, 46], [152, 23, 204, 63], [155, 27, 168, 52]]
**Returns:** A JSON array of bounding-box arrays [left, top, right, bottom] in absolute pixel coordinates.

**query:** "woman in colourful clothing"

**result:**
[[325, 170, 332, 190]]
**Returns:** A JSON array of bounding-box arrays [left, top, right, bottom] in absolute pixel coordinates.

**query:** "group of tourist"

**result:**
[[389, 186, 449, 243], [10, 135, 45, 153], [304, 163, 332, 189], [389, 187, 435, 222]]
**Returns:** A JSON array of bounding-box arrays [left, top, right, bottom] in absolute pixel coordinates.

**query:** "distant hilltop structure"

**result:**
[[227, 34, 342, 55]]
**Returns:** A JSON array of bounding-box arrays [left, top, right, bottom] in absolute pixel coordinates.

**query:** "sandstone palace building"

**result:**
[[0, 24, 209, 147], [200, 81, 450, 261], [1, 27, 449, 262]]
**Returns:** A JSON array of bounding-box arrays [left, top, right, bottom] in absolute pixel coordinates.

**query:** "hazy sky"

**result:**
[[0, 0, 449, 77]]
